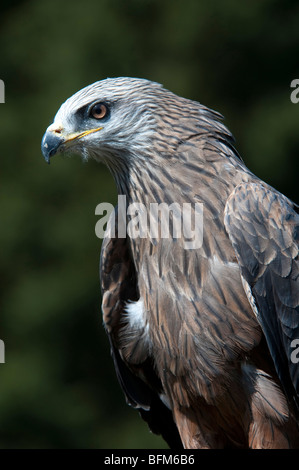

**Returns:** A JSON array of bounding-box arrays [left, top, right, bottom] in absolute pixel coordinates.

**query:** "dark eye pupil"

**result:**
[[91, 103, 107, 119], [94, 104, 102, 114]]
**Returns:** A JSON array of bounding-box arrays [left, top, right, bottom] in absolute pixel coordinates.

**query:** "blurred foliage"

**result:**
[[0, 0, 299, 449]]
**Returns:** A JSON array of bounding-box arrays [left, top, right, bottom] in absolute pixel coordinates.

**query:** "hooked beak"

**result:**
[[41, 125, 103, 164]]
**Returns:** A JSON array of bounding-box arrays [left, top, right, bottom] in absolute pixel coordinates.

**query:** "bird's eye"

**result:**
[[90, 103, 108, 119]]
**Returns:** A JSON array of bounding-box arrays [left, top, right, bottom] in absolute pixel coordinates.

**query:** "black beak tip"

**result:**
[[41, 131, 63, 164]]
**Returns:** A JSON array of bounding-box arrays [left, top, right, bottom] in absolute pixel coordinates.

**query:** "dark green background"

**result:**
[[0, 0, 298, 449]]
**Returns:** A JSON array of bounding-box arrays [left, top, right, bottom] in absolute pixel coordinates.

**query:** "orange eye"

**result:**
[[91, 103, 107, 119]]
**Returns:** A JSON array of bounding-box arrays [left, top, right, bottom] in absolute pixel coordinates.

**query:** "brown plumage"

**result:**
[[42, 77, 299, 448]]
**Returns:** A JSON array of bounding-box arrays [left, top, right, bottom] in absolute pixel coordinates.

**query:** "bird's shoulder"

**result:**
[[224, 181, 299, 407]]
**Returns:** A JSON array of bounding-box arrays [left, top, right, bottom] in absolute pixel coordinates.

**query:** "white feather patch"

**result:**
[[241, 276, 260, 320], [125, 299, 146, 330], [209, 255, 239, 273], [159, 393, 172, 410]]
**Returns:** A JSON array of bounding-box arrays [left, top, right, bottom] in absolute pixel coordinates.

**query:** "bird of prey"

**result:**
[[42, 77, 299, 449]]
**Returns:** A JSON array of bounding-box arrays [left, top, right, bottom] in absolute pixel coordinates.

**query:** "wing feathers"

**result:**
[[225, 182, 299, 406]]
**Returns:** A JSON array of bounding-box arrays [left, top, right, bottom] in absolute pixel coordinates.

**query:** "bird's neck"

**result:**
[[112, 142, 249, 208], [110, 142, 252, 262]]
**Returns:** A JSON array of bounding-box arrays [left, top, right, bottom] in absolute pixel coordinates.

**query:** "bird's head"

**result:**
[[41, 77, 174, 169], [42, 77, 234, 189]]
